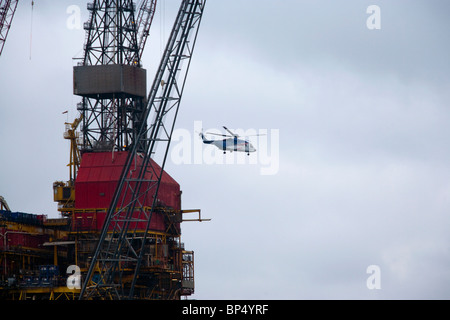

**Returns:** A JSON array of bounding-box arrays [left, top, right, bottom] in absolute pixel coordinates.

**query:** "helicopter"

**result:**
[[199, 126, 263, 155]]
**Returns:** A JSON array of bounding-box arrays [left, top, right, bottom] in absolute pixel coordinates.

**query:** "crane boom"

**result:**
[[80, 0, 206, 300], [136, 0, 157, 59], [0, 0, 19, 56], [64, 114, 83, 181]]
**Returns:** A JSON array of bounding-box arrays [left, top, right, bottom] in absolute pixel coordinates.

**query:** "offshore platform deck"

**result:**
[[0, 152, 196, 300]]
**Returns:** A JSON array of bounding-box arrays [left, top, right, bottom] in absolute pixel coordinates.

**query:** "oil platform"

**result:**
[[0, 0, 207, 300]]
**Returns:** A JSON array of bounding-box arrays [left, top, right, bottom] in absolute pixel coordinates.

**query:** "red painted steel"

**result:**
[[74, 151, 181, 232], [1, 232, 49, 250]]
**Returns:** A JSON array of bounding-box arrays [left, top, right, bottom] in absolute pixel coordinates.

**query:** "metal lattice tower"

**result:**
[[0, 0, 19, 56], [75, 0, 157, 153], [79, 0, 206, 300]]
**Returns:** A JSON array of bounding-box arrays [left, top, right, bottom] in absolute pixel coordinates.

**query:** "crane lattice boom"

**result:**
[[0, 0, 19, 56], [136, 0, 157, 59]]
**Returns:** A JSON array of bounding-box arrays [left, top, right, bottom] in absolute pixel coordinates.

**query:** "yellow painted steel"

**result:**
[[6, 287, 80, 300], [52, 114, 83, 216], [64, 114, 83, 182]]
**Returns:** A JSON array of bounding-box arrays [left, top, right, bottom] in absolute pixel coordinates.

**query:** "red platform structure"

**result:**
[[73, 151, 181, 232]]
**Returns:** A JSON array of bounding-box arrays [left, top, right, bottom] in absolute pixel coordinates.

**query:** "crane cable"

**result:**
[[29, 0, 34, 60]]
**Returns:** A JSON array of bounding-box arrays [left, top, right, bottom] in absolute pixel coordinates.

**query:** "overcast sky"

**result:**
[[1, 0, 450, 299]]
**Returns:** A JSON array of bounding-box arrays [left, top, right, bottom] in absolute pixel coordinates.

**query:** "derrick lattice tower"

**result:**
[[75, 0, 156, 153]]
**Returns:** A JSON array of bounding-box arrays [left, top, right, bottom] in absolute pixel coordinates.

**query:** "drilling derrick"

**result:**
[[75, 0, 153, 153]]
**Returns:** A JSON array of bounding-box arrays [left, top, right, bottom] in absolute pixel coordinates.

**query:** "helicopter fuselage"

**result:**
[[200, 134, 256, 154]]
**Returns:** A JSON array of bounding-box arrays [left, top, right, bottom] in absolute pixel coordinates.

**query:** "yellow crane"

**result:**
[[64, 114, 83, 181], [53, 113, 83, 216]]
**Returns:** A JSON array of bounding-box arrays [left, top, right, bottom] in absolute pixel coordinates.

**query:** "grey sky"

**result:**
[[1, 0, 450, 299]]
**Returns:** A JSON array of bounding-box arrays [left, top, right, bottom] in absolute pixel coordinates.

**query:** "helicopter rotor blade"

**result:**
[[245, 134, 267, 137], [205, 132, 232, 137], [223, 126, 239, 137]]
